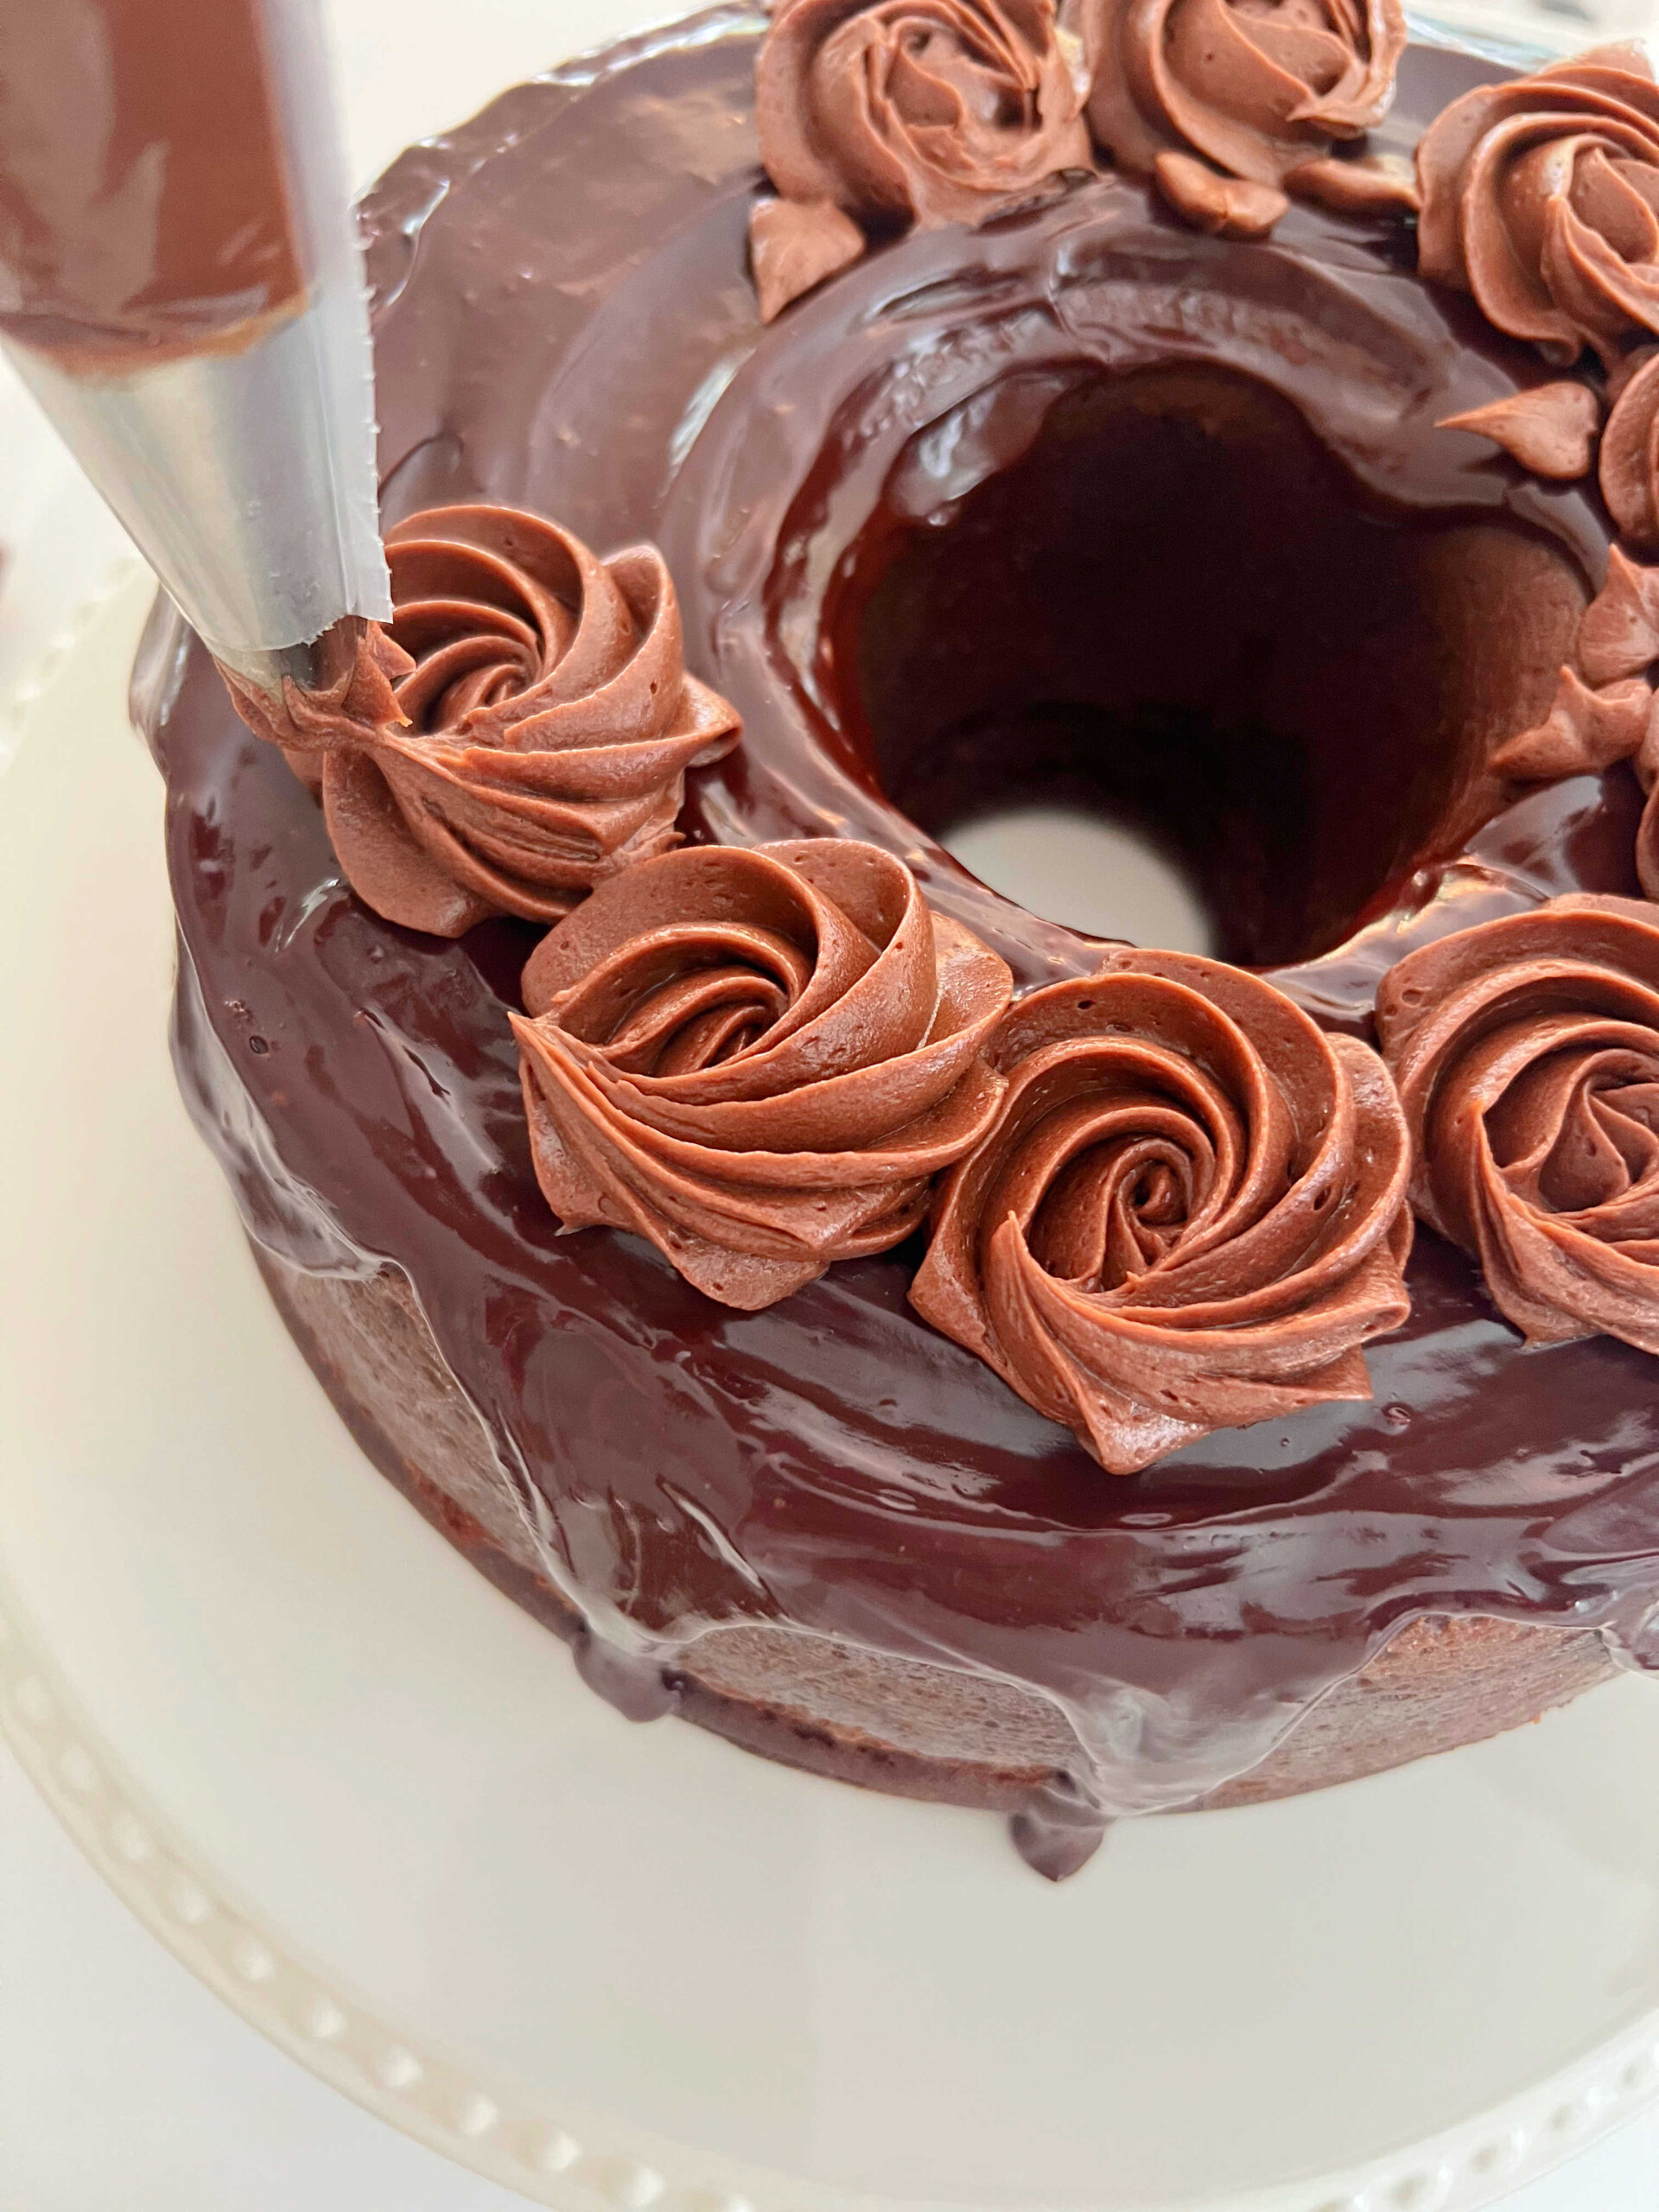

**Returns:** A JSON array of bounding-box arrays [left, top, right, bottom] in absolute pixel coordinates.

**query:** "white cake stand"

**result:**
[[4, 568, 1659, 2212]]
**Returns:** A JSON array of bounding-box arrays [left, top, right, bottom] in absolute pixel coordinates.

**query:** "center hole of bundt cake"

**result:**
[[823, 364, 1586, 969]]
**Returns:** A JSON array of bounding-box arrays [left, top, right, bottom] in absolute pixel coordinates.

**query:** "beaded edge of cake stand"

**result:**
[[3, 1551, 1657, 2212]]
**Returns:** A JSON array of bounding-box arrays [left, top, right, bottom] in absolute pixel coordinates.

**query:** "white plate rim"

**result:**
[[7, 1522, 1659, 2212], [6, 573, 1659, 2212]]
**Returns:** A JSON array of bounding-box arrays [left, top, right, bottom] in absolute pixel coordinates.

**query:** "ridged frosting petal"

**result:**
[[1376, 894, 1659, 1351], [221, 505, 741, 937], [1486, 550, 1659, 897], [512, 839, 1013, 1308], [1579, 542, 1659, 685], [1081, 0, 1405, 232], [1437, 379, 1601, 480], [1415, 45, 1659, 368], [751, 0, 1092, 315], [1492, 664, 1652, 780], [909, 950, 1414, 1473], [1602, 346, 1659, 547]]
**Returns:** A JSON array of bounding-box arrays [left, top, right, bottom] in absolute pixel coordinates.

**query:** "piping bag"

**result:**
[[0, 0, 391, 703]]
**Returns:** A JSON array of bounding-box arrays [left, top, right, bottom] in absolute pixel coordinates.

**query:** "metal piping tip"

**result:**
[[0, 0, 388, 692], [212, 613, 375, 701]]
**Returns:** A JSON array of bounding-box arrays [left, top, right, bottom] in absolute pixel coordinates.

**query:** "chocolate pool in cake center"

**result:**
[[145, 6, 1659, 1849]]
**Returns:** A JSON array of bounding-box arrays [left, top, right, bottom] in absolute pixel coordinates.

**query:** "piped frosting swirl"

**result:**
[[750, 0, 1092, 317], [1080, 0, 1410, 239], [1493, 547, 1659, 899], [909, 950, 1414, 1473], [1415, 44, 1659, 369], [221, 505, 741, 937], [1376, 895, 1659, 1353], [512, 839, 1013, 1309]]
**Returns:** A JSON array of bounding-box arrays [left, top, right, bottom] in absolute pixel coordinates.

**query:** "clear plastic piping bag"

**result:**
[[0, 0, 391, 697]]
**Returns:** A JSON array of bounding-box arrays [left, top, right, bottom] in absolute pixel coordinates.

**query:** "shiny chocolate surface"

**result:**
[[149, 9, 1659, 1819]]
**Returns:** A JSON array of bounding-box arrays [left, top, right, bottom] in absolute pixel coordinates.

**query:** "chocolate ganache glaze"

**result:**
[[144, 8, 1659, 1841], [0, 0, 307, 371]]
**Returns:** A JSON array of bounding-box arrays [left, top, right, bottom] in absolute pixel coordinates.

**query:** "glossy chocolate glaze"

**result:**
[[148, 8, 1659, 1827]]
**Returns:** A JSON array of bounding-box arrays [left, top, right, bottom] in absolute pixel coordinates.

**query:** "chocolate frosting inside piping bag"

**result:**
[[0, 0, 306, 367], [144, 16, 1659, 1826]]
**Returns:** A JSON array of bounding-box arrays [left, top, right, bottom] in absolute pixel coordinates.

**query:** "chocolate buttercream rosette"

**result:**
[[910, 950, 1414, 1473], [222, 505, 741, 937], [749, 0, 1093, 319], [1602, 347, 1659, 546], [1376, 895, 1659, 1352], [1415, 45, 1659, 370], [1079, 0, 1411, 240], [511, 839, 1013, 1308], [1492, 547, 1659, 899]]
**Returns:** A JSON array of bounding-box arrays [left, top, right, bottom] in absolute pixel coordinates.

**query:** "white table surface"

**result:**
[[3, 3, 1659, 2204]]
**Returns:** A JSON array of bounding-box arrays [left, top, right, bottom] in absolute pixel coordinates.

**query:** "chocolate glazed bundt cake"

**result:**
[[138, 0, 1659, 1875]]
